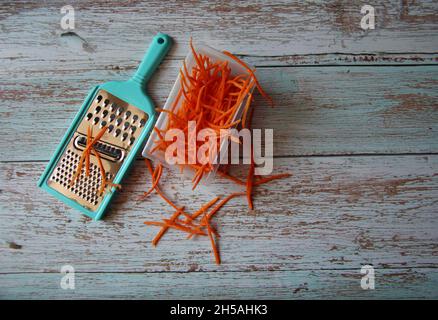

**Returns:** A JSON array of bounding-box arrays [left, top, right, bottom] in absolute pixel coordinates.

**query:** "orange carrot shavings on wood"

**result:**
[[185, 197, 221, 240], [144, 220, 206, 236], [254, 173, 292, 186], [139, 163, 163, 200], [246, 152, 255, 210], [204, 212, 220, 265], [140, 42, 292, 265], [142, 158, 180, 211], [151, 207, 184, 246], [216, 169, 245, 186], [206, 192, 245, 220]]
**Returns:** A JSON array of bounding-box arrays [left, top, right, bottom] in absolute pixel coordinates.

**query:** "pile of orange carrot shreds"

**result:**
[[70, 125, 121, 196], [150, 40, 275, 191], [140, 43, 291, 264]]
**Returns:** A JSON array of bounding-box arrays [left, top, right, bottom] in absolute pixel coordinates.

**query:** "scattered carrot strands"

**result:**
[[69, 125, 120, 196], [139, 163, 163, 200], [144, 220, 206, 236], [85, 126, 92, 176], [142, 41, 290, 265], [142, 158, 181, 211], [206, 192, 246, 220], [254, 173, 292, 186], [185, 197, 221, 240], [152, 207, 185, 246], [186, 196, 220, 223]]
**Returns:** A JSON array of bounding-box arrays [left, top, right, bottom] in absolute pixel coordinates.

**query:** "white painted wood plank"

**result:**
[[1, 64, 437, 161], [1, 0, 437, 75], [1, 156, 437, 273], [1, 268, 437, 299]]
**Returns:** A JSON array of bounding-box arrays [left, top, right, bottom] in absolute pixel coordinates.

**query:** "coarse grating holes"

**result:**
[[50, 150, 104, 204], [116, 107, 124, 116]]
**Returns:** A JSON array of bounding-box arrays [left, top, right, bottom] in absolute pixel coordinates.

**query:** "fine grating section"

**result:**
[[49, 149, 103, 208]]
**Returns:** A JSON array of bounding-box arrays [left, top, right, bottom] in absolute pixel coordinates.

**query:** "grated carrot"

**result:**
[[70, 125, 120, 196], [141, 41, 291, 265], [254, 173, 292, 186]]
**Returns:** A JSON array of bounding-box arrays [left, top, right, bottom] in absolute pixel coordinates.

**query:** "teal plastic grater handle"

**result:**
[[38, 33, 172, 220], [132, 34, 170, 86]]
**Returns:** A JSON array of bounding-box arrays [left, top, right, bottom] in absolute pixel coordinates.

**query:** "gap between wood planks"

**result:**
[[4, 53, 435, 74], [2, 152, 438, 164], [1, 265, 437, 275]]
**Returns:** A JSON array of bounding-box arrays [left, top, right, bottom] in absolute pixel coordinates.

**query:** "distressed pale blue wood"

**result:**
[[0, 0, 437, 300], [1, 156, 437, 273], [1, 64, 438, 161], [1, 0, 437, 71], [1, 269, 438, 300]]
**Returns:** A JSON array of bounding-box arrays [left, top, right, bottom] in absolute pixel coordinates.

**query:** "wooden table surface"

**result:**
[[1, 0, 437, 299]]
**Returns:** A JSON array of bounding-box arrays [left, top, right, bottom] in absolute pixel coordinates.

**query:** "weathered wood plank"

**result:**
[[1, 156, 437, 273], [1, 0, 437, 75], [1, 268, 437, 299], [1, 64, 437, 161], [1, 0, 438, 300], [245, 53, 438, 67]]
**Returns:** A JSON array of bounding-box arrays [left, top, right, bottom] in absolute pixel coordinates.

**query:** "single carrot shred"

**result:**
[[254, 173, 292, 186], [139, 163, 163, 200], [206, 192, 245, 220], [144, 220, 206, 236], [246, 151, 255, 210], [204, 212, 221, 265]]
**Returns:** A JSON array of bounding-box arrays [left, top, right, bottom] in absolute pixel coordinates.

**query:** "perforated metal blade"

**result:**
[[47, 89, 149, 211]]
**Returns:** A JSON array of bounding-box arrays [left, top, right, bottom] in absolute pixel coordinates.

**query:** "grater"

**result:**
[[38, 33, 172, 220]]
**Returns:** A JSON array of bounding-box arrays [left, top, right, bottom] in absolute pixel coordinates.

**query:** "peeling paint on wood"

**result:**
[[1, 269, 437, 299], [1, 156, 437, 274], [0, 0, 437, 299], [1, 64, 437, 161]]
